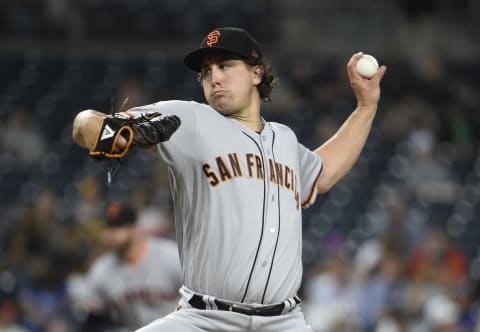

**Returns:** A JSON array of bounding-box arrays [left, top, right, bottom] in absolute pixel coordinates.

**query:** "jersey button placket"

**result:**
[[252, 129, 278, 302], [259, 134, 274, 284]]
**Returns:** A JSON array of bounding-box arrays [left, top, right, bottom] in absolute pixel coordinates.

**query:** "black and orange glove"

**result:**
[[89, 112, 181, 160]]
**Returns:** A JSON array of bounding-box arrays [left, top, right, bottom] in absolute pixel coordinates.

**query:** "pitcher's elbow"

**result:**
[[72, 109, 96, 148]]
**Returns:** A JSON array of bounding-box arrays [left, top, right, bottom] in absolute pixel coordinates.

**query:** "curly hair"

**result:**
[[246, 58, 278, 102]]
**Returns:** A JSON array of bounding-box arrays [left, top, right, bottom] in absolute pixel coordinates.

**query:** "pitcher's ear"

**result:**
[[252, 65, 264, 85]]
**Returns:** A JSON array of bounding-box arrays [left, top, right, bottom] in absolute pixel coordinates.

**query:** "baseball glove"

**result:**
[[89, 112, 181, 160]]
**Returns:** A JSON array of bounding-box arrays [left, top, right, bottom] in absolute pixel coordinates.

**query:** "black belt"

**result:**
[[188, 294, 301, 316]]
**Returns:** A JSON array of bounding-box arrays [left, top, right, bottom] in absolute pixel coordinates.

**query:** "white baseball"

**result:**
[[356, 54, 379, 78]]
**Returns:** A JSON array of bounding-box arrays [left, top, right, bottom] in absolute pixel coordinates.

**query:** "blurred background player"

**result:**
[[68, 201, 181, 331]]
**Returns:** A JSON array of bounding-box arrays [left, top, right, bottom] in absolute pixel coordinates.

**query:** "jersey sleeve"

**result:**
[[298, 143, 323, 208], [124, 100, 206, 165]]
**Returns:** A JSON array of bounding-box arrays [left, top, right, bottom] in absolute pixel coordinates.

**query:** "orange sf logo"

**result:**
[[206, 30, 221, 47]]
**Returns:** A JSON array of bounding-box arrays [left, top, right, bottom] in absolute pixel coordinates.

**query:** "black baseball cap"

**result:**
[[105, 201, 137, 227], [184, 27, 263, 72]]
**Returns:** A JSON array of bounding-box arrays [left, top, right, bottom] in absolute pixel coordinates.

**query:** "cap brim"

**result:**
[[183, 47, 248, 72]]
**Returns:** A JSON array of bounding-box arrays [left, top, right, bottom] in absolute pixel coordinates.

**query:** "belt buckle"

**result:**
[[228, 304, 251, 315]]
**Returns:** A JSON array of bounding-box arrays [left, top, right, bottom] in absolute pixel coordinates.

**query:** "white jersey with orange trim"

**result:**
[[127, 100, 323, 305], [81, 237, 181, 329]]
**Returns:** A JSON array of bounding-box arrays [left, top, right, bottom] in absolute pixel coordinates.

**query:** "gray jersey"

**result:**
[[128, 100, 322, 305], [83, 238, 181, 329]]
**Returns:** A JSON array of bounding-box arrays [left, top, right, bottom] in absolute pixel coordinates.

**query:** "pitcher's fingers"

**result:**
[[370, 65, 387, 84], [347, 52, 365, 80]]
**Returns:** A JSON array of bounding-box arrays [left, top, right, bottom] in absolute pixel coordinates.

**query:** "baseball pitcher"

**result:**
[[72, 27, 386, 332]]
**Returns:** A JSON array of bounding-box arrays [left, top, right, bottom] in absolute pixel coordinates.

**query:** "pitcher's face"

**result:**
[[200, 55, 261, 116]]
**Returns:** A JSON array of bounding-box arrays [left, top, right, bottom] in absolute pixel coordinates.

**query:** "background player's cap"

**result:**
[[105, 201, 137, 227], [184, 27, 263, 72]]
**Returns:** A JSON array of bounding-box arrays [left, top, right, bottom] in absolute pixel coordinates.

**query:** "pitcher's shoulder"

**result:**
[[267, 121, 298, 139]]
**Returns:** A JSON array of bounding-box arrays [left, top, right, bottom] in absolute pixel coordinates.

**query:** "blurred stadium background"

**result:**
[[0, 0, 480, 331]]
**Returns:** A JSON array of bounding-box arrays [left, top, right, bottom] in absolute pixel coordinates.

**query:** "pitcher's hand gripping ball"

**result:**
[[89, 112, 181, 160]]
